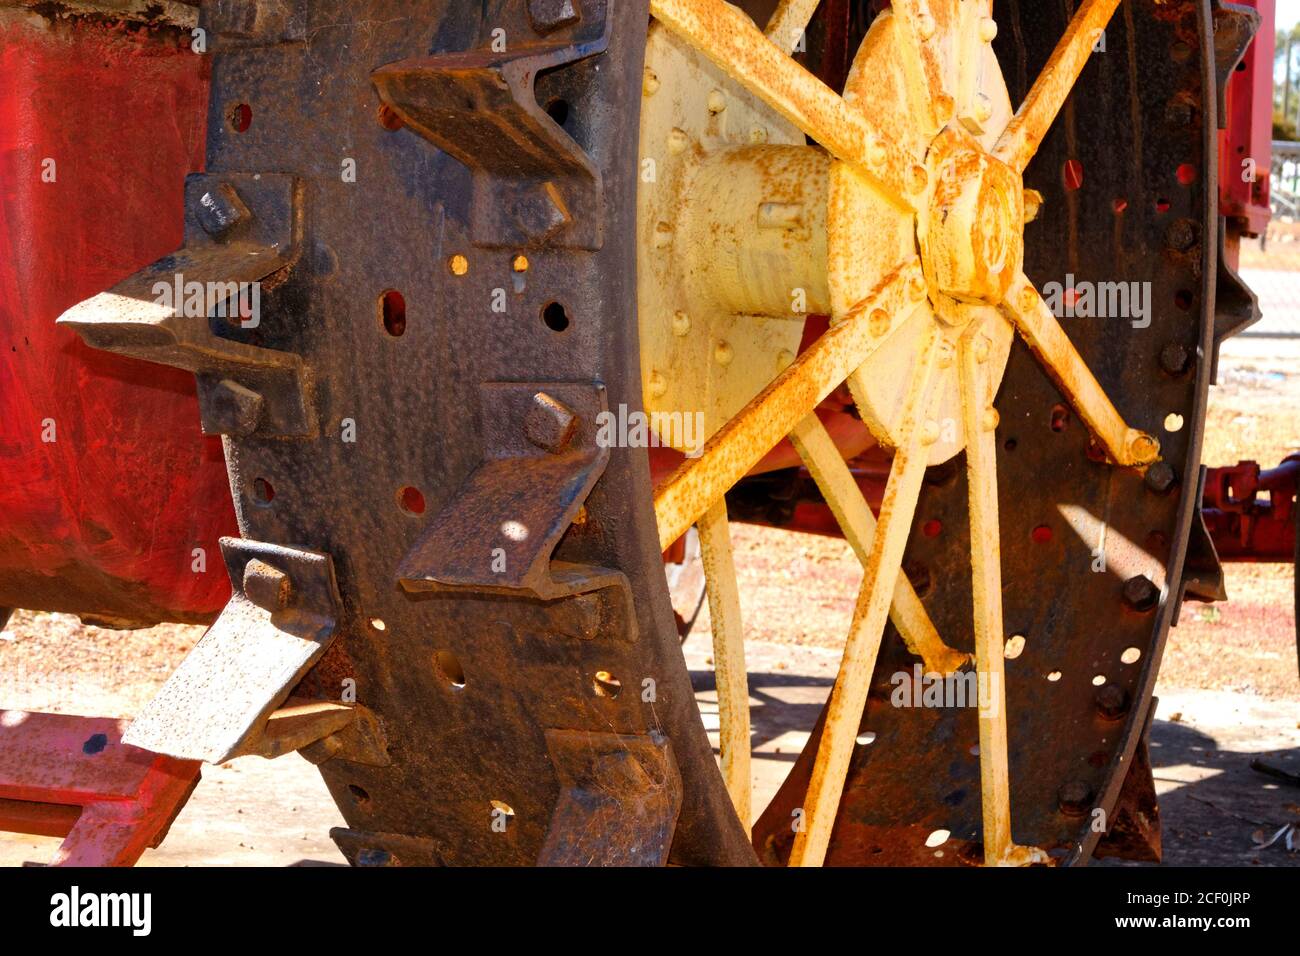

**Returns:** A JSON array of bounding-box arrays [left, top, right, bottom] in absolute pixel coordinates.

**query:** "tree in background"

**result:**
[[1276, 24, 1300, 139]]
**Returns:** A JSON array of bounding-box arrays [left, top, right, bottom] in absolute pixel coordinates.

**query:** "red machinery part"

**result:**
[[1202, 456, 1300, 562], [0, 710, 200, 866], [1220, 0, 1274, 245], [0, 11, 234, 626]]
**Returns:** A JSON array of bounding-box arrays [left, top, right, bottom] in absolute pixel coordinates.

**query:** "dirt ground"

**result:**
[[2, 247, 1299, 867]]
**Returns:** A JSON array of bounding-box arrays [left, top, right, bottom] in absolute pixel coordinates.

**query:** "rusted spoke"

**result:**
[[992, 0, 1121, 172], [788, 332, 943, 867], [654, 259, 926, 550], [1000, 274, 1159, 468], [958, 327, 1052, 868], [697, 500, 752, 832], [649, 0, 919, 208], [789, 414, 968, 676], [764, 0, 820, 56], [888, 0, 943, 130]]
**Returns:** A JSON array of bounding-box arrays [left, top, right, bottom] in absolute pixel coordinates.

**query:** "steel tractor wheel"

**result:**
[[60, 0, 1249, 867]]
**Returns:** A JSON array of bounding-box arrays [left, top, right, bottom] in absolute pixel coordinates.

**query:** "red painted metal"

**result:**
[[1220, 0, 1273, 241], [0, 710, 200, 866], [1202, 456, 1300, 562], [0, 12, 235, 626]]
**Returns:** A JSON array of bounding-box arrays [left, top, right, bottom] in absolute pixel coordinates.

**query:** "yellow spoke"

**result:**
[[654, 259, 926, 550], [1000, 274, 1158, 468], [697, 500, 752, 832], [788, 332, 942, 867], [789, 414, 969, 676], [765, 0, 820, 56], [649, 0, 919, 208], [992, 0, 1122, 172], [888, 0, 945, 130]]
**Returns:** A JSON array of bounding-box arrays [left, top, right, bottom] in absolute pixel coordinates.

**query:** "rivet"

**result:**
[[776, 349, 795, 371], [1057, 780, 1093, 816], [867, 137, 886, 167], [707, 90, 727, 115], [714, 341, 734, 366], [654, 222, 674, 249], [1018, 285, 1039, 314], [668, 127, 690, 154], [869, 309, 891, 337], [1095, 684, 1129, 721], [937, 342, 956, 368], [908, 165, 929, 193], [983, 408, 1000, 432], [909, 274, 929, 301], [672, 311, 691, 337], [1023, 188, 1044, 223], [1144, 461, 1177, 495], [749, 126, 768, 144], [1121, 574, 1160, 613], [974, 93, 993, 123], [1160, 342, 1192, 376], [917, 14, 936, 40], [921, 420, 941, 445], [973, 336, 991, 364], [643, 68, 660, 97], [649, 371, 668, 398], [980, 18, 998, 42]]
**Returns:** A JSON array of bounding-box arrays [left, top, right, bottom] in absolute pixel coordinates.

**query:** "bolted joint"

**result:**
[[525, 391, 580, 454], [527, 0, 581, 35], [195, 183, 251, 239], [243, 559, 294, 612], [1121, 574, 1161, 613], [1057, 780, 1094, 816], [1144, 461, 1177, 495], [1160, 342, 1192, 377], [201, 378, 266, 437], [1095, 684, 1130, 721]]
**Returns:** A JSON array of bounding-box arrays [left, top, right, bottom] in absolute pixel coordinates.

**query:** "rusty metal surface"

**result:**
[[58, 0, 1235, 867], [122, 538, 342, 764]]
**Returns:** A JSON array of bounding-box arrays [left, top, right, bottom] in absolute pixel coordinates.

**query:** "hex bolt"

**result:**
[[1057, 780, 1094, 816], [204, 378, 265, 438], [1165, 99, 1194, 128], [1095, 684, 1129, 721], [243, 559, 293, 612], [1165, 218, 1198, 253], [1160, 342, 1192, 376], [525, 392, 579, 454], [1122, 574, 1161, 613], [527, 0, 581, 34], [1144, 461, 1177, 495], [196, 183, 251, 239]]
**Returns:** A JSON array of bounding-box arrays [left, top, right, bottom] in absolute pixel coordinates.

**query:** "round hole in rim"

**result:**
[[921, 519, 942, 538], [545, 98, 570, 127], [593, 670, 622, 698], [1004, 634, 1026, 660], [925, 829, 950, 848], [252, 477, 275, 505], [1050, 404, 1070, 432], [397, 485, 426, 516], [229, 103, 252, 132], [348, 784, 370, 805], [490, 800, 515, 825], [1047, 670, 1063, 682], [1092, 674, 1107, 686], [1062, 159, 1084, 191], [1121, 647, 1142, 665], [856, 731, 877, 746], [448, 254, 469, 277], [434, 650, 466, 689], [1031, 524, 1053, 544], [370, 618, 387, 632], [542, 301, 570, 332], [1164, 413, 1185, 433], [380, 290, 407, 337], [512, 254, 530, 273], [1176, 163, 1197, 185]]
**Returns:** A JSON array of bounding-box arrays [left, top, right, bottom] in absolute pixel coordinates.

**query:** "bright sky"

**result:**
[[1281, 0, 1300, 32]]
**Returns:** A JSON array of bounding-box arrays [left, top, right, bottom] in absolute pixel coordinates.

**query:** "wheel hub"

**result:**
[[919, 126, 1025, 309]]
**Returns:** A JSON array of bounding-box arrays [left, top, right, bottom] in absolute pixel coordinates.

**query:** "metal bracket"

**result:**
[[58, 173, 317, 438], [123, 538, 343, 764], [371, 0, 609, 250], [1211, 2, 1260, 130], [538, 730, 682, 866], [398, 382, 613, 599]]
